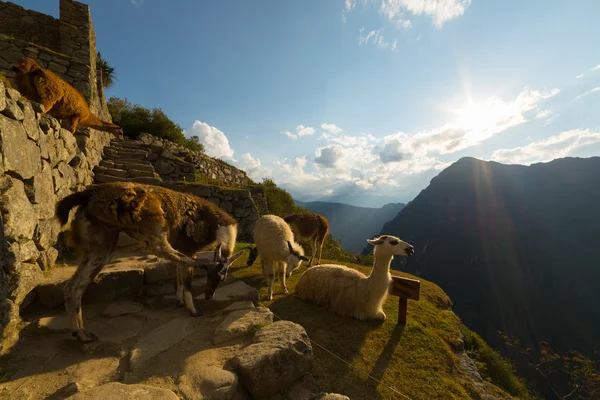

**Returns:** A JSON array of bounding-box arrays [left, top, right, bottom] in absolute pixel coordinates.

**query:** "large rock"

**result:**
[[9, 262, 43, 305], [1, 98, 24, 120], [0, 176, 37, 242], [144, 260, 176, 283], [318, 394, 350, 400], [0, 80, 5, 112], [213, 307, 274, 344], [65, 382, 179, 400], [0, 114, 41, 179], [196, 280, 259, 306], [230, 321, 314, 398], [32, 161, 57, 220], [265, 374, 319, 400], [129, 317, 193, 371], [19, 100, 41, 141], [84, 265, 145, 302], [178, 361, 245, 400]]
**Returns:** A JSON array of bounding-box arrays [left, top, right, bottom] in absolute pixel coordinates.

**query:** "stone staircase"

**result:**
[[93, 138, 163, 185]]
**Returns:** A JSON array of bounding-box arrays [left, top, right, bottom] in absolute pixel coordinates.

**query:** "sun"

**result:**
[[453, 100, 500, 142]]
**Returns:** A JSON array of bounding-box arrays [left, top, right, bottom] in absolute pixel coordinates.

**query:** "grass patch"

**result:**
[[229, 242, 524, 400], [462, 326, 531, 398]]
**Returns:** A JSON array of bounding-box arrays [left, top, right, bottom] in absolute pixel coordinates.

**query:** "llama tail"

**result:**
[[80, 113, 123, 135], [55, 189, 94, 225]]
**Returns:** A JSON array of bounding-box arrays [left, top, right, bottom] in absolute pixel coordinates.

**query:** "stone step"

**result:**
[[95, 173, 128, 183], [103, 159, 154, 168], [129, 177, 162, 185], [127, 169, 157, 179], [105, 152, 149, 161], [94, 166, 129, 178]]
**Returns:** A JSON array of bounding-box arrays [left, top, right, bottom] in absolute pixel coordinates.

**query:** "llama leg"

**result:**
[[130, 231, 204, 267], [308, 238, 317, 267], [40, 99, 56, 114], [175, 264, 185, 308], [317, 238, 324, 265], [70, 115, 80, 133], [265, 260, 275, 301], [64, 219, 118, 343], [280, 262, 289, 294], [183, 266, 201, 317]]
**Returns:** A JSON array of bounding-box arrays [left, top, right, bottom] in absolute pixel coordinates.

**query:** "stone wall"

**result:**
[[0, 82, 112, 354], [0, 0, 111, 122], [0, 1, 61, 50], [138, 133, 250, 187]]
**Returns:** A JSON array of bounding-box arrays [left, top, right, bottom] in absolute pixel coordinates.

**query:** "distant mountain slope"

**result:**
[[366, 156, 600, 357], [295, 200, 405, 253]]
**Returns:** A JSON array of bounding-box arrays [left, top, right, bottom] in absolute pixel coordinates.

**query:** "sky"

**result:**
[[14, 0, 600, 207]]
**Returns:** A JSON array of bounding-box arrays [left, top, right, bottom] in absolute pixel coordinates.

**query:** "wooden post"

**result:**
[[389, 276, 421, 325]]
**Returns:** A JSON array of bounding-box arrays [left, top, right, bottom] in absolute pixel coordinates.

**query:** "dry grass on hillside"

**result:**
[[230, 243, 516, 400]]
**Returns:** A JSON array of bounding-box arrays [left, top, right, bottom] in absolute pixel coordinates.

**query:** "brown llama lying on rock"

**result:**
[[12, 57, 123, 135], [55, 181, 243, 343], [295, 235, 414, 321]]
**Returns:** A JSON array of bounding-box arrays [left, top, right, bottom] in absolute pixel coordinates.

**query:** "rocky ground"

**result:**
[[0, 244, 348, 400]]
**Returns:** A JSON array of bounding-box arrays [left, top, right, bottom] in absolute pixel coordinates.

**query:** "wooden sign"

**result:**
[[389, 276, 421, 325]]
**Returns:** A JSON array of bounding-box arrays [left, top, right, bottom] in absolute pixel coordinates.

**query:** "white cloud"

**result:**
[[359, 28, 394, 50], [344, 0, 356, 12], [591, 64, 600, 71], [575, 86, 600, 99], [296, 125, 316, 137], [576, 73, 584, 79], [491, 129, 600, 165], [282, 125, 315, 139], [314, 145, 346, 168], [282, 131, 297, 139], [130, 0, 144, 6], [184, 120, 235, 161], [379, 0, 472, 28], [240, 153, 271, 181], [321, 123, 343, 134], [397, 19, 412, 29], [536, 109, 551, 119]]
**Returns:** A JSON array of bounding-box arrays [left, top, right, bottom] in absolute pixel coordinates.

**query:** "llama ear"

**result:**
[[287, 241, 294, 253], [228, 250, 245, 265], [300, 255, 309, 262], [214, 243, 222, 261], [367, 237, 384, 246]]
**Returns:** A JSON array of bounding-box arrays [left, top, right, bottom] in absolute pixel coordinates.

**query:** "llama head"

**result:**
[[247, 245, 259, 267], [367, 235, 414, 258], [285, 240, 309, 278], [199, 243, 245, 300]]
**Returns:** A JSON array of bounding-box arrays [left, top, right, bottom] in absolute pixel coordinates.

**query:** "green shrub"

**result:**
[[107, 96, 204, 153], [462, 326, 532, 398]]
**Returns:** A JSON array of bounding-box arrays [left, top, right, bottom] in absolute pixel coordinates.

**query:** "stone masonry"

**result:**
[[0, 0, 111, 122], [0, 81, 112, 354], [138, 133, 250, 187]]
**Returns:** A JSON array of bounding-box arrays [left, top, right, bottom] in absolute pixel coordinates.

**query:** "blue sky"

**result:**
[[15, 0, 600, 207]]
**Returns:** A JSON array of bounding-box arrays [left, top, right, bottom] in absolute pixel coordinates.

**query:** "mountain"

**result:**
[[366, 156, 600, 358], [295, 200, 405, 253], [289, 191, 401, 208]]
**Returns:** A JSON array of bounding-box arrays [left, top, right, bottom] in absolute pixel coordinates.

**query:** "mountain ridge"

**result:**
[[365, 155, 600, 358]]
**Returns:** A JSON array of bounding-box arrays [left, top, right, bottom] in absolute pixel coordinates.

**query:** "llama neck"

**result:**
[[367, 254, 393, 282]]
